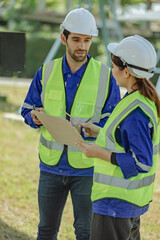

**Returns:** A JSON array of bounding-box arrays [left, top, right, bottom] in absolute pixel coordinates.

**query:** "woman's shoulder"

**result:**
[[122, 107, 151, 129]]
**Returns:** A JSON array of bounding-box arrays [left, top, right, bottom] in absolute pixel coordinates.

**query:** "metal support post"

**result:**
[[43, 35, 62, 64], [99, 0, 111, 66], [108, 0, 123, 40]]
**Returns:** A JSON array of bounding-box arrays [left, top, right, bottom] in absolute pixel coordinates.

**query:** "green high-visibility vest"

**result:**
[[39, 57, 111, 168], [92, 90, 160, 206]]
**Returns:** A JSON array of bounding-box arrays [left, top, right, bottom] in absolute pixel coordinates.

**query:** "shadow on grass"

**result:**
[[0, 101, 19, 113], [0, 219, 34, 240]]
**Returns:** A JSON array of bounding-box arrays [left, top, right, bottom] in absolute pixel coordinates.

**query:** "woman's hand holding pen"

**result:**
[[81, 123, 101, 138]]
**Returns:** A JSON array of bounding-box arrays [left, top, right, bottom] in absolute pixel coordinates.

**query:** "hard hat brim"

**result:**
[[107, 43, 118, 55], [60, 23, 98, 36]]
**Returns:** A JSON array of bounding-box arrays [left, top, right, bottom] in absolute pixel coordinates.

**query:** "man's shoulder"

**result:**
[[44, 57, 63, 66], [90, 58, 110, 71]]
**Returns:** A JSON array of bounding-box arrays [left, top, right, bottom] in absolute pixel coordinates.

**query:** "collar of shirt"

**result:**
[[62, 54, 91, 79], [123, 89, 138, 98]]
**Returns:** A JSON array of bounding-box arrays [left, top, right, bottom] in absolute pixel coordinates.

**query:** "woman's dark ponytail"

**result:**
[[133, 78, 160, 118]]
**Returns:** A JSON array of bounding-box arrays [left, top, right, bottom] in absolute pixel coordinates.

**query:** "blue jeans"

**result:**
[[37, 170, 93, 240]]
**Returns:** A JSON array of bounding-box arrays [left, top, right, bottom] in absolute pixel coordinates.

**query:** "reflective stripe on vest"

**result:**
[[41, 61, 54, 105], [39, 57, 111, 168], [89, 63, 111, 123], [93, 172, 155, 190], [92, 91, 159, 206], [40, 134, 81, 152], [153, 143, 160, 155]]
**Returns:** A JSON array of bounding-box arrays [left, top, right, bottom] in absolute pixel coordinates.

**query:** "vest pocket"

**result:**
[[74, 102, 95, 118], [39, 142, 62, 166], [46, 90, 64, 116]]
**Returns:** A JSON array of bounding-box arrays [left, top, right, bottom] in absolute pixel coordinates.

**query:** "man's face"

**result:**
[[61, 33, 92, 62]]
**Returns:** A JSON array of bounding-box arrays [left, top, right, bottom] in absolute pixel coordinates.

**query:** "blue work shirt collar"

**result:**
[[62, 54, 91, 77]]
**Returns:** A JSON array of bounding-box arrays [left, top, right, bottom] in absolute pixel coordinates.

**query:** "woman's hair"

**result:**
[[111, 54, 126, 70], [111, 54, 160, 118]]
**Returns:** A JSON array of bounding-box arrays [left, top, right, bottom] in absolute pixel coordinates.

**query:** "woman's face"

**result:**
[[111, 61, 127, 88]]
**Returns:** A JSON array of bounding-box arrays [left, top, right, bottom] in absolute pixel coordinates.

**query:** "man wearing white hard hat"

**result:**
[[21, 8, 120, 240], [76, 35, 160, 240]]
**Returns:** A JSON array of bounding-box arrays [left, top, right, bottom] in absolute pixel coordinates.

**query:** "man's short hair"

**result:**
[[63, 29, 71, 40]]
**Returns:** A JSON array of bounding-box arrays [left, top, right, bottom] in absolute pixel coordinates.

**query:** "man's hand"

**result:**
[[82, 123, 101, 138], [31, 107, 44, 125]]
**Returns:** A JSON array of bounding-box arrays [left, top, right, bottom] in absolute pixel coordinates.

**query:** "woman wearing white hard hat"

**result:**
[[76, 35, 160, 239]]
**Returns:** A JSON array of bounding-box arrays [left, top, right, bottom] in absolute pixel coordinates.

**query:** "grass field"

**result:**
[[0, 85, 160, 240]]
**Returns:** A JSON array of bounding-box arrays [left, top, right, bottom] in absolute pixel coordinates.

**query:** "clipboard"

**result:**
[[33, 111, 84, 149]]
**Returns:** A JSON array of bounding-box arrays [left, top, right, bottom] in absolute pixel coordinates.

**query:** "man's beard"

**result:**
[[67, 47, 87, 62]]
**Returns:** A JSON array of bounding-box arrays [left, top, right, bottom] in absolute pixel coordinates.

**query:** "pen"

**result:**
[[61, 109, 84, 127], [33, 104, 36, 110], [33, 104, 38, 119]]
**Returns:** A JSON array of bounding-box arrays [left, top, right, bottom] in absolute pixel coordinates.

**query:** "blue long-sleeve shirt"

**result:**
[[93, 93, 154, 218], [21, 55, 121, 176]]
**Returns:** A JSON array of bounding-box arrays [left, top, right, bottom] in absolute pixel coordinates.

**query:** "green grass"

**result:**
[[0, 85, 160, 239]]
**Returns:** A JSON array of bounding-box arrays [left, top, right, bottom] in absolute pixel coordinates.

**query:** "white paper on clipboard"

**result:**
[[33, 111, 84, 149]]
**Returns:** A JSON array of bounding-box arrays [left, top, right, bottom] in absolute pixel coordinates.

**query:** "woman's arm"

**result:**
[[76, 140, 111, 161], [115, 108, 153, 179]]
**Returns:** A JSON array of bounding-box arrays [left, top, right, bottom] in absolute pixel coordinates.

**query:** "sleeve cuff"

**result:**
[[111, 153, 119, 166], [81, 127, 96, 141]]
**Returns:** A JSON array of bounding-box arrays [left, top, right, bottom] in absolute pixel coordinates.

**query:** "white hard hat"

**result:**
[[60, 8, 98, 36], [107, 35, 157, 79]]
